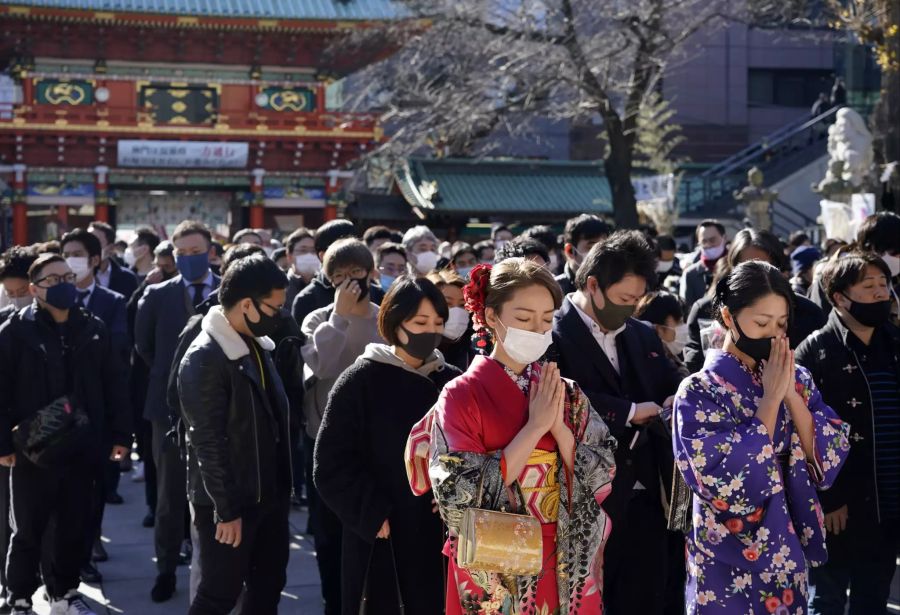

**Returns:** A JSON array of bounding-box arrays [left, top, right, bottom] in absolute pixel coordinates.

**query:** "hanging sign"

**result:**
[[117, 140, 249, 169]]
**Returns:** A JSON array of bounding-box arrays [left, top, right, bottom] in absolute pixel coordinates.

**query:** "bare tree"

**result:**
[[342, 0, 752, 228]]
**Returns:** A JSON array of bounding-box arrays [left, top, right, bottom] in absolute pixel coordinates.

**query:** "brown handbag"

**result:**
[[456, 462, 543, 577]]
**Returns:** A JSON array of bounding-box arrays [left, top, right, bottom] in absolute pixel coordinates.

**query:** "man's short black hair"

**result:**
[[155, 240, 174, 258], [222, 244, 267, 275], [787, 231, 810, 250], [450, 243, 477, 265], [61, 228, 103, 259], [696, 219, 726, 240], [375, 242, 407, 265], [635, 291, 684, 325], [655, 235, 677, 253], [362, 225, 394, 248], [232, 228, 262, 244], [520, 225, 560, 251], [211, 240, 225, 258], [172, 220, 212, 246], [219, 254, 288, 310], [491, 224, 512, 240], [563, 214, 611, 247], [0, 246, 38, 281], [285, 228, 314, 254], [28, 253, 66, 283], [377, 275, 449, 345], [272, 247, 287, 262], [857, 211, 900, 255], [495, 238, 549, 264], [133, 226, 161, 252], [88, 221, 116, 246], [575, 230, 657, 292], [821, 251, 892, 306], [473, 240, 494, 260], [314, 219, 356, 255]]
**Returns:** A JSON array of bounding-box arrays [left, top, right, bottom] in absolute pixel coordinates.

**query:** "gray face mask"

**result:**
[[591, 289, 635, 330]]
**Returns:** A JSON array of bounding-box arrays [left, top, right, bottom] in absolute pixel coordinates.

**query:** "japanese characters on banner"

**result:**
[[117, 140, 249, 169]]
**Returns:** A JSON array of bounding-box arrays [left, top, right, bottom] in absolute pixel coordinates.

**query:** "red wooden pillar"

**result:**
[[12, 164, 27, 246], [57, 205, 69, 228], [323, 170, 341, 221], [250, 168, 266, 228], [94, 165, 109, 223]]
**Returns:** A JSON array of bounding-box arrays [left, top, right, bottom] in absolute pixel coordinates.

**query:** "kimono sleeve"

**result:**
[[673, 374, 782, 516], [565, 380, 617, 507], [794, 366, 850, 490]]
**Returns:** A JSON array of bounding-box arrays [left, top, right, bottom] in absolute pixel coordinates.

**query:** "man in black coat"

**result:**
[[796, 252, 900, 615], [552, 231, 683, 615], [89, 221, 139, 302], [178, 255, 292, 615], [135, 220, 220, 603], [0, 254, 131, 615]]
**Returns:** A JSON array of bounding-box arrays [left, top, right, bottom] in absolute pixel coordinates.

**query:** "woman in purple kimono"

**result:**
[[673, 261, 850, 614]]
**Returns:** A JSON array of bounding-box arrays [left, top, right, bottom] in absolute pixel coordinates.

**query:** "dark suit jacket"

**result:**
[[552, 296, 683, 514], [105, 259, 139, 303], [86, 284, 129, 362], [134, 274, 220, 422]]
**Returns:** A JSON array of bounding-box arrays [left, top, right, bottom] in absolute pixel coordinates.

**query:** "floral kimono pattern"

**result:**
[[424, 356, 617, 615], [673, 350, 850, 614]]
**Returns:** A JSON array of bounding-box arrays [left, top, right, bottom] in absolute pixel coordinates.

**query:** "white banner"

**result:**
[[632, 173, 676, 202], [117, 140, 248, 169]]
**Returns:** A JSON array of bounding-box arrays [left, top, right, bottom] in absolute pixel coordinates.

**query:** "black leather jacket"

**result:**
[[177, 324, 293, 522]]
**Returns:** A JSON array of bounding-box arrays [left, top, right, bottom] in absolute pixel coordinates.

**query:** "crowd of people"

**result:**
[[0, 209, 896, 615]]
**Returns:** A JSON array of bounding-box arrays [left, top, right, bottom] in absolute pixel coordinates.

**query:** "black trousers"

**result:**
[[809, 500, 900, 615], [306, 433, 342, 615], [6, 457, 92, 604], [602, 490, 669, 615], [0, 466, 9, 600], [188, 495, 290, 615], [151, 418, 186, 575], [81, 460, 108, 568]]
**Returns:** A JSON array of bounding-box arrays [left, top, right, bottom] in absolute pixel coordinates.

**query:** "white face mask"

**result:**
[[882, 252, 900, 278], [295, 253, 322, 276], [548, 253, 559, 272], [656, 259, 674, 273], [456, 266, 473, 280], [661, 323, 690, 356], [414, 250, 439, 274], [66, 256, 92, 283], [701, 243, 725, 261], [443, 307, 470, 341], [11, 295, 32, 309], [497, 319, 553, 365], [123, 247, 138, 269]]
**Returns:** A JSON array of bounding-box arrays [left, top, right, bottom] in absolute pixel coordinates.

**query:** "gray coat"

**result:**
[[679, 260, 714, 311]]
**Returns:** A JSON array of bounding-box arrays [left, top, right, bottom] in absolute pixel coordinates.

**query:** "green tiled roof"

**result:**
[[10, 0, 400, 20], [397, 158, 613, 215]]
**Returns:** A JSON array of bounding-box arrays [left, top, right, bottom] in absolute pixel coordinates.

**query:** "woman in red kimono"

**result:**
[[420, 258, 617, 615]]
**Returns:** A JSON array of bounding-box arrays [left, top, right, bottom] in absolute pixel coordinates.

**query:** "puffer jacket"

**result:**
[[177, 307, 293, 522], [795, 309, 900, 519]]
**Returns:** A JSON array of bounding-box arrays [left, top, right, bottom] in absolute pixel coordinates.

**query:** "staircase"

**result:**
[[677, 107, 839, 235]]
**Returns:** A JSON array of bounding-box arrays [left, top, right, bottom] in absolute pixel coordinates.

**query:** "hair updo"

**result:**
[[463, 258, 562, 332], [713, 260, 795, 327]]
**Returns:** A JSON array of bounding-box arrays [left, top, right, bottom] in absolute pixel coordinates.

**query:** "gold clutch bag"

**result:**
[[457, 506, 543, 576]]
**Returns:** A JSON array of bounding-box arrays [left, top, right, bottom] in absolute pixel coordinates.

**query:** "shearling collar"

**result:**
[[201, 305, 275, 361]]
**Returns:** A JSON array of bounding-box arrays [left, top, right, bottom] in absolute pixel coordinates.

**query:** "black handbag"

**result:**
[[12, 395, 91, 468], [359, 536, 405, 615]]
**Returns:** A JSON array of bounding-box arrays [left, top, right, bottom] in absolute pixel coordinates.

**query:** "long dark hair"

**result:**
[[713, 260, 795, 327], [705, 229, 787, 299]]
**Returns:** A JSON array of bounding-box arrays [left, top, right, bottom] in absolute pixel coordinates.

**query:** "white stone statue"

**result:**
[[826, 107, 874, 189]]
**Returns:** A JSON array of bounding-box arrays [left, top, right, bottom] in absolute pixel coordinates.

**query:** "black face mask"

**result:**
[[844, 296, 892, 328], [244, 299, 283, 338], [353, 276, 370, 302], [399, 326, 441, 360], [732, 317, 776, 363]]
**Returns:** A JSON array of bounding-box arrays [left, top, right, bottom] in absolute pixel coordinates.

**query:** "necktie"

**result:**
[[76, 290, 90, 307], [191, 283, 206, 308]]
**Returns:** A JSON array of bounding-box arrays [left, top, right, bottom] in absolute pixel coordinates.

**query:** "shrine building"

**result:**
[[0, 0, 398, 246]]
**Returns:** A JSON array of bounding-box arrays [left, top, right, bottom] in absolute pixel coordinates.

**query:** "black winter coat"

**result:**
[[795, 310, 900, 518], [314, 356, 461, 615], [684, 291, 827, 374], [0, 304, 132, 460], [177, 317, 293, 523]]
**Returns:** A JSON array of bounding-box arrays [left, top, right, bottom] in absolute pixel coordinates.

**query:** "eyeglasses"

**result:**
[[378, 264, 406, 276], [33, 273, 77, 287], [330, 267, 368, 286]]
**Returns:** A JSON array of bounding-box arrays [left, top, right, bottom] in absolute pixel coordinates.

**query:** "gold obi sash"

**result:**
[[518, 449, 561, 524]]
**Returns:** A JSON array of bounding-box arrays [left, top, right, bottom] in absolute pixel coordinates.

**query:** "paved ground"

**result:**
[[23, 466, 900, 614], [30, 471, 324, 615]]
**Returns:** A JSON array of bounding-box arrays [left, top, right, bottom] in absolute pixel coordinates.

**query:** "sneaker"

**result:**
[[49, 592, 96, 615], [130, 461, 145, 482], [9, 599, 34, 615], [142, 510, 155, 528]]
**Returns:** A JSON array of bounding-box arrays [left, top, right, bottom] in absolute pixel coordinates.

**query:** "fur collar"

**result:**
[[201, 306, 275, 361]]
